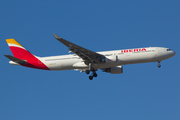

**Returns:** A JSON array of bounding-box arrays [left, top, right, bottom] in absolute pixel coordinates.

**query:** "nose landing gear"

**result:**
[[158, 61, 161, 68]]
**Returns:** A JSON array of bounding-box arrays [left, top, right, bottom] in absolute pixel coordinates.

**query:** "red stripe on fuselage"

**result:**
[[9, 46, 50, 70]]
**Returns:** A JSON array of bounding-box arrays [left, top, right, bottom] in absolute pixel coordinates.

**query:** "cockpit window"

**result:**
[[167, 49, 171, 51]]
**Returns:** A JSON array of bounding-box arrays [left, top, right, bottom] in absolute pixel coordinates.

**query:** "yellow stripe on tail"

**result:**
[[6, 39, 24, 47]]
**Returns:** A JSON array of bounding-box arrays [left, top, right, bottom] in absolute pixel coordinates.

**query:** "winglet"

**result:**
[[53, 33, 61, 39], [4, 55, 27, 64]]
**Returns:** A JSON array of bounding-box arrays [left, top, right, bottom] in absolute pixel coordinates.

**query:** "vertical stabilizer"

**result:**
[[6, 39, 34, 59], [5, 38, 49, 70]]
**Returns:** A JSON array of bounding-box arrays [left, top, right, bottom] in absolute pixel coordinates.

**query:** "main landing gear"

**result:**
[[158, 61, 161, 68], [86, 63, 98, 80], [86, 70, 98, 80]]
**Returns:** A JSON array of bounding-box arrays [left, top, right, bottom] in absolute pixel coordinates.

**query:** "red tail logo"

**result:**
[[6, 39, 49, 70]]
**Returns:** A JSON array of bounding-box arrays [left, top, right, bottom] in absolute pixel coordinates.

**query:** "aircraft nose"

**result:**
[[172, 51, 176, 56]]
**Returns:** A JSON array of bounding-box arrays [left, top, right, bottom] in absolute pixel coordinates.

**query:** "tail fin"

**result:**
[[5, 38, 50, 70], [6, 39, 34, 60]]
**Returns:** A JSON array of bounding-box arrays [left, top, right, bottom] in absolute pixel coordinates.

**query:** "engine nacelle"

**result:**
[[101, 55, 118, 63], [104, 66, 123, 74]]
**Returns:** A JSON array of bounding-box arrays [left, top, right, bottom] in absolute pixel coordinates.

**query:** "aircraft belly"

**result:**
[[93, 62, 122, 69], [73, 62, 89, 69]]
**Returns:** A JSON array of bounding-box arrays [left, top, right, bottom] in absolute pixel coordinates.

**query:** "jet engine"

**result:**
[[101, 55, 118, 63], [103, 66, 123, 74]]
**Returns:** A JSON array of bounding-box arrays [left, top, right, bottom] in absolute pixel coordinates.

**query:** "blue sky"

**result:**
[[0, 0, 179, 120]]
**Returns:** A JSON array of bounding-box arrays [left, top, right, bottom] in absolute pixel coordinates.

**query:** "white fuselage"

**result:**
[[38, 47, 176, 71]]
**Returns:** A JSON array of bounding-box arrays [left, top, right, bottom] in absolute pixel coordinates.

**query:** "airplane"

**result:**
[[4, 34, 176, 80]]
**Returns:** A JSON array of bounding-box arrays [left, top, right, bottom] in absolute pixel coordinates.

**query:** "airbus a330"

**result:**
[[4, 34, 176, 80]]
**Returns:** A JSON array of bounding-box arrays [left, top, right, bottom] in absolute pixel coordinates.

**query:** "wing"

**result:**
[[53, 34, 104, 64]]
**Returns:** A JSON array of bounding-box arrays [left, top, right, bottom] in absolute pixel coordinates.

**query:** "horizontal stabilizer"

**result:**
[[4, 55, 27, 64]]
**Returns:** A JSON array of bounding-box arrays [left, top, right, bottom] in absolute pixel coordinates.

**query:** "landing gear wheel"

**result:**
[[158, 61, 161, 68], [89, 76, 93, 80], [158, 64, 161, 68], [86, 70, 90, 74], [93, 73, 97, 77]]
